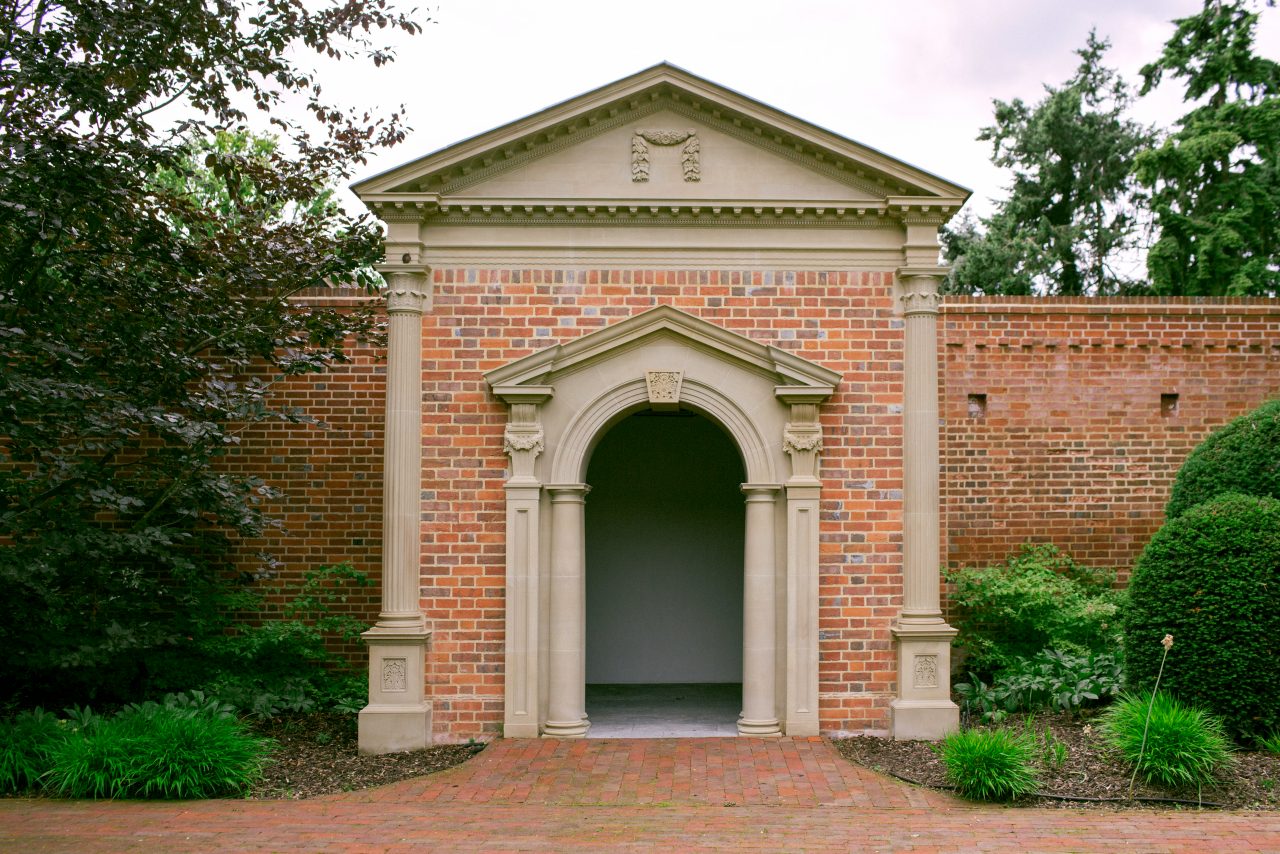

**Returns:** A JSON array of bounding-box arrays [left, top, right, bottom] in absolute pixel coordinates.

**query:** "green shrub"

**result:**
[[956, 648, 1124, 722], [46, 705, 270, 799], [146, 562, 372, 719], [946, 544, 1125, 672], [936, 727, 1040, 801], [1124, 493, 1280, 742], [1259, 731, 1280, 756], [1166, 398, 1280, 519], [0, 708, 66, 793], [1101, 692, 1232, 790]]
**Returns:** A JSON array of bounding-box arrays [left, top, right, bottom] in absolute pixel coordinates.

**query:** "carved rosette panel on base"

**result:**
[[631, 129, 701, 182]]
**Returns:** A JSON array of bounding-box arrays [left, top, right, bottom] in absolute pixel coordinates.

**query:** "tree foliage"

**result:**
[[1137, 0, 1280, 296], [945, 33, 1151, 296], [0, 0, 422, 706]]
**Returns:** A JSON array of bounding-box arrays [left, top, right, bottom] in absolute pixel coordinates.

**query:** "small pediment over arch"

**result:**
[[354, 63, 968, 219], [484, 305, 842, 399]]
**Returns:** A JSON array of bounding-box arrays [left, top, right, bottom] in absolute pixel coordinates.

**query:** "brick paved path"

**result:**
[[2, 737, 1278, 852]]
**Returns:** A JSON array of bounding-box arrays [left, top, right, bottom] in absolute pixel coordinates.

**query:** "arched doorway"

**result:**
[[486, 306, 839, 738], [584, 410, 746, 736]]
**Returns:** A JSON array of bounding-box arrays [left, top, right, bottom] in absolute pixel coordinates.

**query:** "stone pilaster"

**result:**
[[891, 267, 959, 741], [739, 484, 781, 736], [494, 385, 553, 738], [775, 387, 832, 735], [359, 268, 433, 754]]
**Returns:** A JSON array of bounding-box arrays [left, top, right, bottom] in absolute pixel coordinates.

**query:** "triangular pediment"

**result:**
[[485, 305, 841, 395], [355, 63, 968, 218]]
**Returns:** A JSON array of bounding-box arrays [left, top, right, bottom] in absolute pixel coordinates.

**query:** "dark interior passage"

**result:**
[[585, 410, 746, 683]]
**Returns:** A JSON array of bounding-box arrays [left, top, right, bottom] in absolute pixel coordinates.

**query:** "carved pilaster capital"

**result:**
[[782, 430, 823, 455], [503, 426, 545, 457], [383, 270, 432, 315]]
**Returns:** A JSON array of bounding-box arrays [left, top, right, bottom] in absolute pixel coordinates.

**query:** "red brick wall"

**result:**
[[939, 297, 1280, 578], [425, 268, 907, 739], [227, 287, 1280, 742]]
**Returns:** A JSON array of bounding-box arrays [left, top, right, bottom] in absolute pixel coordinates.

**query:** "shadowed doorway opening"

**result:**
[[584, 409, 746, 737]]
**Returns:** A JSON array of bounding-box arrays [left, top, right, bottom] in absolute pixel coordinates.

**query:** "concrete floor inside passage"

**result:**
[[585, 683, 742, 737]]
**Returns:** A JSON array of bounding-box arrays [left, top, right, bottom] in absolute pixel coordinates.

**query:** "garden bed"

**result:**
[[249, 713, 482, 799], [834, 711, 1280, 810]]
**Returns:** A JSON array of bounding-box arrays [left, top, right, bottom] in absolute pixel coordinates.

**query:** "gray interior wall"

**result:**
[[585, 411, 745, 683]]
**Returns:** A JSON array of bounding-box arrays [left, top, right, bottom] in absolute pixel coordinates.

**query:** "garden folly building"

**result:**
[[284, 64, 1280, 753], [351, 64, 967, 752]]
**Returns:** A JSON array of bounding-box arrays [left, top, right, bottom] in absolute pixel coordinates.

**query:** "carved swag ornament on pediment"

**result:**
[[631, 129, 701, 182]]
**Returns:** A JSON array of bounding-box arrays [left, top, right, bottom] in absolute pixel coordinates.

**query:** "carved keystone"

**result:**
[[645, 370, 684, 411]]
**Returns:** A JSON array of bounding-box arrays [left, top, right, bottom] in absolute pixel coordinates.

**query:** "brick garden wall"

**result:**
[[939, 297, 1280, 578], [227, 287, 1280, 742]]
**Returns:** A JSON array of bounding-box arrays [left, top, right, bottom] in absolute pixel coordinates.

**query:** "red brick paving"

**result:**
[[2, 737, 1277, 852]]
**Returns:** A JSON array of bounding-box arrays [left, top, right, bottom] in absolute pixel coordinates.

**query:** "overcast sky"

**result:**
[[309, 0, 1279, 218]]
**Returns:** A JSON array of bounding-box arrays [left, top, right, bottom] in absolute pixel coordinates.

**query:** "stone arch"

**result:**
[[550, 377, 776, 486], [485, 305, 840, 739]]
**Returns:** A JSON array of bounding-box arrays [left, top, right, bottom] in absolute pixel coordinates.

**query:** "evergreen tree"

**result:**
[[945, 32, 1151, 296], [1137, 0, 1280, 296]]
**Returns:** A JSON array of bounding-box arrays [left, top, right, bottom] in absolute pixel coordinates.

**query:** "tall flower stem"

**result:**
[[1129, 634, 1173, 798]]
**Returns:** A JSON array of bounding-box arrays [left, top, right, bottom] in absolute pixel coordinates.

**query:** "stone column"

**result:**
[[358, 270, 434, 754], [739, 484, 781, 736], [891, 267, 959, 740], [543, 484, 590, 737]]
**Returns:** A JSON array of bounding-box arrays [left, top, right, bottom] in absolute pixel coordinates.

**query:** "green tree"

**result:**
[[1137, 0, 1280, 295], [945, 32, 1152, 296], [0, 0, 422, 706]]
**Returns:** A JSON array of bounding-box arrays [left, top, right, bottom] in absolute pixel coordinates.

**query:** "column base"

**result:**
[[891, 618, 959, 741], [542, 718, 590, 738], [737, 717, 782, 737], [358, 625, 432, 754], [358, 703, 433, 754], [891, 699, 959, 741]]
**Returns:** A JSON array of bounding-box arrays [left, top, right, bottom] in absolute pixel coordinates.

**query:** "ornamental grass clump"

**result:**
[[0, 708, 66, 794], [936, 727, 1040, 801], [1101, 691, 1232, 791], [46, 704, 271, 799]]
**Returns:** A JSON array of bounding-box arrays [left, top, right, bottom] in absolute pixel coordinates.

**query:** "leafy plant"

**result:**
[[1165, 398, 1280, 518], [1260, 731, 1280, 756], [1101, 692, 1232, 790], [1124, 493, 1280, 742], [936, 727, 1040, 801], [946, 544, 1125, 674], [0, 709, 66, 794], [45, 705, 271, 800], [956, 648, 1123, 722], [0, 0, 423, 709]]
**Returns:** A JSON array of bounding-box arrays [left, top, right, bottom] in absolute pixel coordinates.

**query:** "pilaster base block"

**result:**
[[783, 716, 820, 737], [890, 699, 959, 741], [891, 618, 959, 741], [358, 627, 431, 754], [358, 704, 433, 754], [542, 719, 590, 739], [737, 717, 782, 737], [503, 720, 540, 739]]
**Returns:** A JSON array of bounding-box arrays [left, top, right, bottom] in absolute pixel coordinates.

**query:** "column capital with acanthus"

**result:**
[[896, 266, 947, 317], [382, 268, 433, 315]]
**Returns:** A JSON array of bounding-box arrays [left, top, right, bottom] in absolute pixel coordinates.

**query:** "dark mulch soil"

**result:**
[[834, 710, 1280, 810], [248, 714, 483, 799]]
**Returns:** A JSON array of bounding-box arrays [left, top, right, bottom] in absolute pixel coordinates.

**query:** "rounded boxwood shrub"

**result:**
[[1166, 398, 1280, 519], [1124, 493, 1280, 742]]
